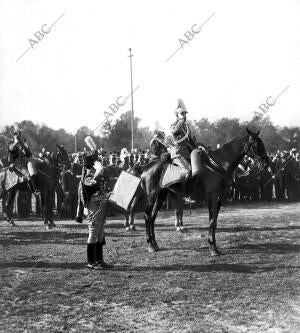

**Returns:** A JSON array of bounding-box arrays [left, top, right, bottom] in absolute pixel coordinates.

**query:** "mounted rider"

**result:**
[[170, 98, 198, 203], [7, 125, 40, 194]]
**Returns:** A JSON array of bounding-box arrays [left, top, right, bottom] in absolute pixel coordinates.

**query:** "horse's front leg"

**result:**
[[144, 205, 155, 252], [149, 190, 168, 251], [40, 191, 50, 229], [207, 193, 221, 256], [47, 190, 56, 228]]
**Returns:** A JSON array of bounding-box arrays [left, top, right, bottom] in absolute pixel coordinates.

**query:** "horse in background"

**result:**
[[0, 145, 70, 229], [138, 128, 269, 255]]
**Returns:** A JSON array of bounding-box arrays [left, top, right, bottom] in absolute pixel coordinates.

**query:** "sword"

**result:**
[[263, 155, 293, 187]]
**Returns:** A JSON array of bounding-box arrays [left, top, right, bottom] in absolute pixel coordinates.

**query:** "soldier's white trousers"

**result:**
[[86, 199, 107, 243]]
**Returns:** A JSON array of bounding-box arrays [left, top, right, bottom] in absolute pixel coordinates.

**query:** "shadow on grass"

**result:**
[[0, 230, 139, 247], [1, 261, 298, 274], [235, 242, 300, 254]]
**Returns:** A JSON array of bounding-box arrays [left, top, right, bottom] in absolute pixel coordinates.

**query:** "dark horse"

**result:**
[[0, 145, 70, 229], [139, 128, 269, 255]]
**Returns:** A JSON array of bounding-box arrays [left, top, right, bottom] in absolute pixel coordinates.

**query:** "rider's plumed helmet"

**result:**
[[174, 98, 188, 117]]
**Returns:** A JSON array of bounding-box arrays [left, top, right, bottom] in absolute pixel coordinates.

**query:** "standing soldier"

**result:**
[[62, 163, 80, 219], [170, 98, 198, 203], [80, 153, 113, 270]]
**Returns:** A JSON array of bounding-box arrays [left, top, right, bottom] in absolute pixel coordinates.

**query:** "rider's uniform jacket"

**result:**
[[8, 138, 31, 163], [170, 119, 197, 159], [82, 169, 110, 205], [149, 138, 167, 158]]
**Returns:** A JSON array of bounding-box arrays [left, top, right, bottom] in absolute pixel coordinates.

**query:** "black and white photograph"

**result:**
[[0, 0, 299, 332]]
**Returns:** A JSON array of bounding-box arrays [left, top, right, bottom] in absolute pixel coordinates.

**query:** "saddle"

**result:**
[[159, 149, 228, 189], [191, 149, 228, 178], [160, 164, 186, 188]]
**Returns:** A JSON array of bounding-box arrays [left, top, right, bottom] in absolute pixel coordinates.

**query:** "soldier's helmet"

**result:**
[[154, 130, 165, 142], [174, 98, 188, 116], [11, 123, 21, 136], [120, 147, 129, 162]]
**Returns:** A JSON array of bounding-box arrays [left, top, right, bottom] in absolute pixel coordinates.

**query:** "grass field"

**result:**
[[0, 202, 299, 332]]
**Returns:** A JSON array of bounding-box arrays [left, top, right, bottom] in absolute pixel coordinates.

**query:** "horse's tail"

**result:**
[[0, 167, 8, 199]]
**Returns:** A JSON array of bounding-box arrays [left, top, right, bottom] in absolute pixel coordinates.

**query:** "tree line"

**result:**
[[0, 111, 299, 159]]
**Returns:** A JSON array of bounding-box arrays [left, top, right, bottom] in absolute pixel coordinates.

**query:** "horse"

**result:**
[[0, 145, 70, 229], [124, 161, 205, 232], [138, 128, 269, 255]]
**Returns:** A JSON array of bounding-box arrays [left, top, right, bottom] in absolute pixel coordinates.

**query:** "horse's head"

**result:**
[[55, 144, 71, 170], [245, 128, 269, 167]]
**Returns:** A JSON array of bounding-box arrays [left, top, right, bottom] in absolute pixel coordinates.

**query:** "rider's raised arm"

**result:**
[[170, 119, 185, 134]]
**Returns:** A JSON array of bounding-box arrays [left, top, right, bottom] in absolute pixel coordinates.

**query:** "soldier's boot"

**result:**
[[86, 243, 100, 270], [95, 238, 113, 269], [29, 174, 40, 195], [183, 172, 196, 204]]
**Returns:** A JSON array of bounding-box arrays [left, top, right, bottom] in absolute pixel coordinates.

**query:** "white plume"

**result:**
[[84, 136, 97, 151]]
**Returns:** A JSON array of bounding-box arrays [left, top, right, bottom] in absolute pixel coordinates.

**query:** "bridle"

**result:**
[[241, 134, 268, 174]]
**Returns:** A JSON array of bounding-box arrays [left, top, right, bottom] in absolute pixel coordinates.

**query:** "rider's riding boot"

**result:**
[[86, 243, 100, 270], [8, 163, 15, 172], [95, 239, 113, 269], [29, 174, 40, 194], [183, 172, 196, 204]]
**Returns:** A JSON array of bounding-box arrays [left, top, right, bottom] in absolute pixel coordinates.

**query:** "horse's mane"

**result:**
[[213, 133, 248, 153]]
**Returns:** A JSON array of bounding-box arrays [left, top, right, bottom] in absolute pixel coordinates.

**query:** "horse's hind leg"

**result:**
[[174, 197, 185, 232], [4, 190, 17, 226], [125, 195, 140, 231], [207, 193, 221, 256]]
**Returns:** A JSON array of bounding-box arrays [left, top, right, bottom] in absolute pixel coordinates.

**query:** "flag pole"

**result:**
[[128, 48, 134, 151]]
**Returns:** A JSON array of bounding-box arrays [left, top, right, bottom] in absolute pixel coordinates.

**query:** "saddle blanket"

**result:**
[[109, 171, 141, 211], [1, 168, 26, 191], [160, 164, 186, 188]]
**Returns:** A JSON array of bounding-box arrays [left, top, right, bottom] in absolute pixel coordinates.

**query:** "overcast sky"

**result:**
[[0, 0, 299, 135]]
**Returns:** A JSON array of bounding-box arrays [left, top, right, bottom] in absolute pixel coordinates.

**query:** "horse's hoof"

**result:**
[[9, 221, 16, 227], [125, 226, 130, 232], [210, 249, 220, 256], [49, 222, 57, 227], [147, 244, 157, 253], [129, 225, 136, 231], [45, 224, 52, 230], [153, 242, 160, 252]]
